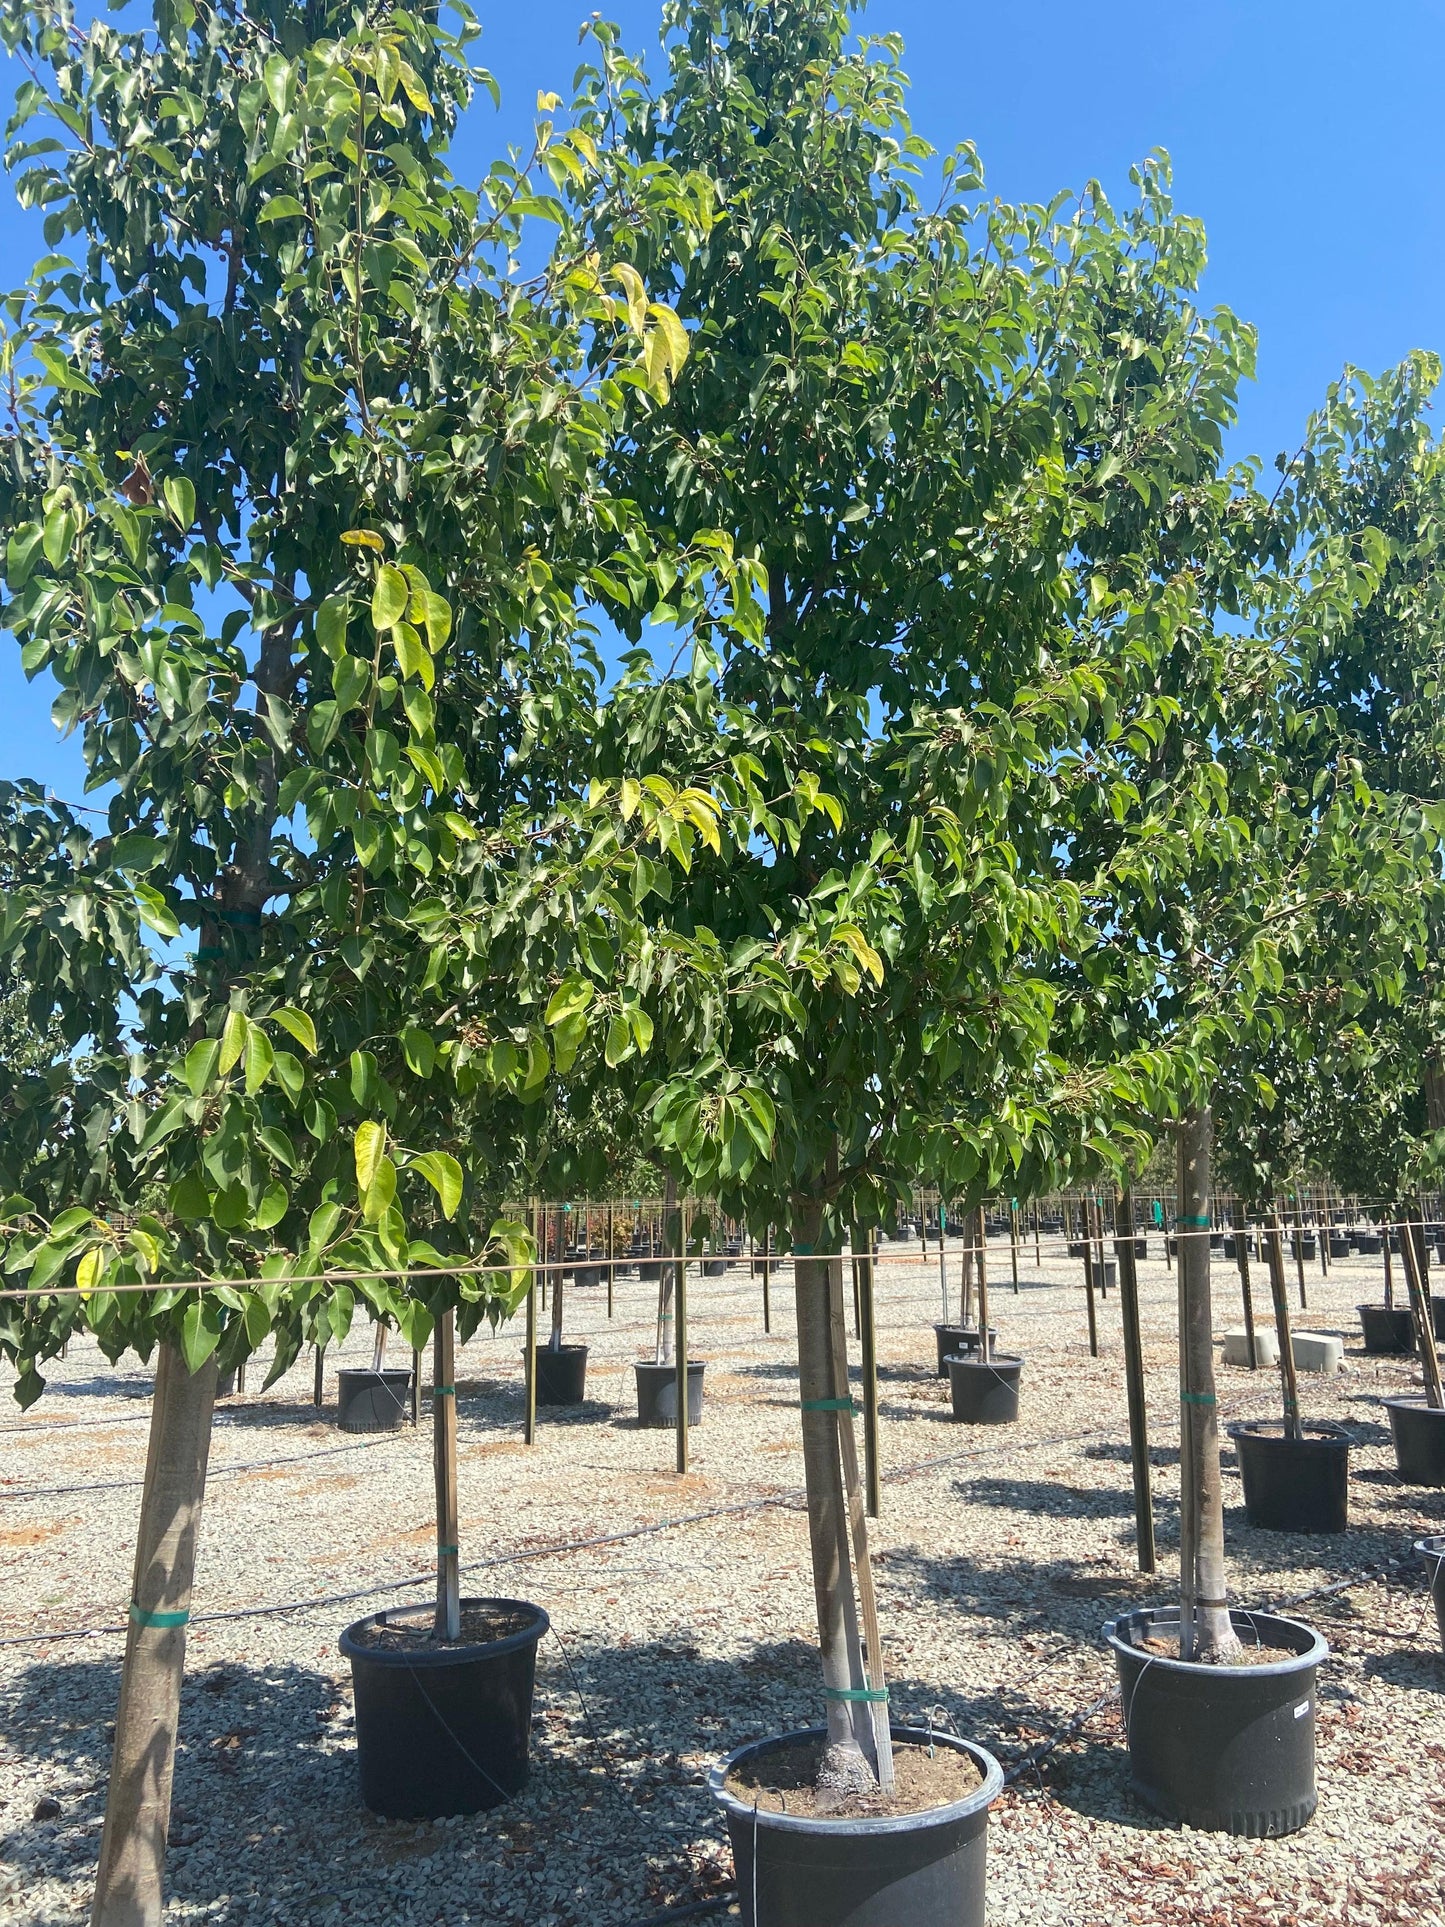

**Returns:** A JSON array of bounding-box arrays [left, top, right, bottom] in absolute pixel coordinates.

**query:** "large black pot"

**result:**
[[337, 1366, 414, 1433], [1087, 1257, 1117, 1292], [947, 1353, 1022, 1425], [710, 1725, 1003, 1927], [1105, 1607, 1327, 1837], [638, 1257, 664, 1282], [704, 1256, 728, 1277], [1417, 1536, 1445, 1653], [1231, 1421, 1350, 1533], [573, 1262, 603, 1288], [527, 1343, 589, 1406], [635, 1359, 706, 1428], [1433, 1296, 1445, 1343], [1358, 1303, 1415, 1354], [340, 1598, 547, 1818], [1327, 1232, 1351, 1261], [1384, 1396, 1445, 1485], [1356, 1232, 1383, 1257], [1292, 1232, 1318, 1262], [932, 1323, 996, 1377]]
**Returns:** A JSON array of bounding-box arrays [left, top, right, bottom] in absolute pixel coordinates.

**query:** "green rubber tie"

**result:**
[[801, 1396, 857, 1413], [1175, 1213, 1211, 1226], [824, 1684, 890, 1703], [433, 1385, 455, 1396], [1180, 1390, 1217, 1405], [130, 1604, 189, 1629], [437, 1543, 459, 1556]]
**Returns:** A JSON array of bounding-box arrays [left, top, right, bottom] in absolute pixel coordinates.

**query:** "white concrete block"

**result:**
[[1222, 1327, 1279, 1367], [1291, 1331, 1345, 1373]]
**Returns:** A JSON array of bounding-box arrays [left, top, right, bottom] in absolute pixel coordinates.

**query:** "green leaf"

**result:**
[[410, 1150, 462, 1220], [371, 564, 408, 631], [361, 1154, 397, 1224], [244, 1026, 275, 1095], [254, 1180, 289, 1230], [270, 1006, 317, 1055], [271, 1050, 304, 1103], [545, 977, 594, 1025], [401, 1026, 435, 1077], [217, 1008, 249, 1078], [243, 1291, 272, 1347], [170, 1170, 212, 1221], [604, 1012, 632, 1067], [162, 476, 196, 530], [182, 1039, 220, 1097], [258, 194, 306, 223], [180, 1298, 222, 1372], [354, 1120, 387, 1193]]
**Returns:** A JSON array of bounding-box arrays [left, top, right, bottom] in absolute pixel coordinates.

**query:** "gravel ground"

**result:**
[[2, 1232, 1443, 1926]]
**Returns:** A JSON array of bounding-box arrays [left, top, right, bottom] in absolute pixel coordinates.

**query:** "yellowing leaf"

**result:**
[[217, 1008, 248, 1078], [372, 564, 408, 631], [611, 261, 648, 335], [354, 1119, 387, 1193], [341, 529, 385, 551], [271, 1006, 317, 1055], [76, 1246, 106, 1298]]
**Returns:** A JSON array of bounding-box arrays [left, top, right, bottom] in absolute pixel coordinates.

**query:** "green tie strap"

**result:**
[[130, 1604, 189, 1629], [824, 1684, 889, 1703], [801, 1396, 858, 1413]]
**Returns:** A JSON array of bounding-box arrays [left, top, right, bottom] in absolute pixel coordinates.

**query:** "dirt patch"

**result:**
[[351, 1604, 535, 1652], [0, 1519, 76, 1550], [725, 1735, 982, 1819], [1139, 1636, 1289, 1666]]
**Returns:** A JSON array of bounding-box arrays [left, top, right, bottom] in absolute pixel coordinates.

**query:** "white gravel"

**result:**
[[2, 1232, 1443, 1925]]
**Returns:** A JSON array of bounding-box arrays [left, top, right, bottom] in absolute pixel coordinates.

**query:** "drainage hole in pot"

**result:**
[[724, 1738, 980, 1819]]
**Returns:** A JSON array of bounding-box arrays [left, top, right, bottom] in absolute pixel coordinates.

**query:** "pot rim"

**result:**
[[708, 1724, 1003, 1837], [340, 1595, 549, 1668], [1228, 1419, 1352, 1447], [1415, 1534, 1445, 1561], [945, 1352, 1022, 1373], [1103, 1605, 1328, 1677], [633, 1357, 706, 1374], [1382, 1394, 1445, 1416], [521, 1343, 589, 1359], [336, 1365, 414, 1383]]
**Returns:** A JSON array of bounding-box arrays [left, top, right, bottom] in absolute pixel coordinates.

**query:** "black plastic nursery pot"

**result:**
[[1356, 1233, 1383, 1257], [1292, 1232, 1318, 1262], [337, 1367, 414, 1433], [1417, 1536, 1445, 1653], [340, 1598, 547, 1819], [572, 1262, 602, 1288], [527, 1343, 589, 1406], [710, 1725, 1003, 1927], [1087, 1257, 1117, 1292], [1105, 1607, 1327, 1836], [1384, 1396, 1445, 1485], [634, 1359, 706, 1428], [704, 1256, 729, 1277], [1231, 1421, 1350, 1533], [931, 1323, 996, 1377], [1358, 1303, 1415, 1354], [947, 1353, 1022, 1425], [1433, 1296, 1445, 1344]]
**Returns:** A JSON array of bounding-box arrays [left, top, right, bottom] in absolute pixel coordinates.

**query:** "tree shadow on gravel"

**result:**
[[1361, 1645, 1445, 1694], [1084, 1440, 1183, 1469]]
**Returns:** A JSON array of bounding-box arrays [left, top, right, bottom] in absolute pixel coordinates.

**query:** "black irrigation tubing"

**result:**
[[629, 1897, 737, 1927], [0, 1433, 395, 1502], [0, 1424, 1115, 1651]]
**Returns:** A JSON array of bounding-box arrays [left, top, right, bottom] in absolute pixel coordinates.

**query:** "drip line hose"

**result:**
[[0, 1424, 1110, 1650]]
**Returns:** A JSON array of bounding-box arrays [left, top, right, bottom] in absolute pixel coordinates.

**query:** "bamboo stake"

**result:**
[[607, 1201, 615, 1318], [1293, 1197, 1309, 1310], [974, 1207, 991, 1364], [1009, 1203, 1020, 1293], [936, 1200, 948, 1320], [433, 1309, 460, 1640], [313, 1342, 324, 1408], [762, 1228, 772, 1334], [1115, 1184, 1155, 1573], [1033, 1198, 1041, 1267], [91, 1344, 218, 1927], [1082, 1210, 1099, 1358]]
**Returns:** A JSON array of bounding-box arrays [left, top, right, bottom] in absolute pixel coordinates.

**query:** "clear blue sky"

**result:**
[[3, 0, 1442, 801]]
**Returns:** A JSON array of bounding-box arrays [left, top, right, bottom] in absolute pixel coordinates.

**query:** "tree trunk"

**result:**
[[524, 1201, 540, 1446], [794, 1193, 880, 1799], [974, 1206, 991, 1363], [91, 1345, 218, 1927], [674, 1199, 689, 1476], [1424, 1053, 1445, 1133], [1175, 1110, 1238, 1664], [854, 1226, 881, 1520], [433, 1309, 460, 1640], [1116, 1183, 1156, 1574]]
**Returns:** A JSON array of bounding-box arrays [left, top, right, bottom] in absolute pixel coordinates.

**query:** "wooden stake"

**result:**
[[825, 1245, 894, 1794], [1176, 1110, 1235, 1663], [433, 1309, 460, 1641], [1231, 1199, 1258, 1370], [1083, 1212, 1099, 1358], [762, 1228, 772, 1334], [1116, 1184, 1155, 1574], [410, 1348, 420, 1427], [312, 1342, 324, 1408], [674, 1199, 689, 1476], [1265, 1209, 1301, 1439], [935, 1200, 948, 1320], [91, 1344, 218, 1927], [854, 1226, 881, 1519], [1399, 1208, 1444, 1409], [1033, 1198, 1041, 1267], [794, 1209, 877, 1786], [1009, 1204, 1020, 1293], [523, 1201, 539, 1446], [1293, 1197, 1309, 1310], [974, 1207, 991, 1364], [607, 1201, 615, 1319]]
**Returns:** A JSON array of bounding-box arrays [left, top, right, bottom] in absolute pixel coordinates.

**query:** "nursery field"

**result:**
[[3, 1233, 1441, 1927]]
